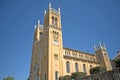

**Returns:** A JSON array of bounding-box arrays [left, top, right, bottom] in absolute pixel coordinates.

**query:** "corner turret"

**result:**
[[94, 42, 112, 71], [33, 19, 43, 45]]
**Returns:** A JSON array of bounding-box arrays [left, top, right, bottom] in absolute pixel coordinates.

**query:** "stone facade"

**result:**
[[29, 3, 112, 80]]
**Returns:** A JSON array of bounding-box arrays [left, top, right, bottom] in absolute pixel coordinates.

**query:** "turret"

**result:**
[[94, 42, 112, 71], [44, 3, 61, 30], [33, 19, 43, 44]]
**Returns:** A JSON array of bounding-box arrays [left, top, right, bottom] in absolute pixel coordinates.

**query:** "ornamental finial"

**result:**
[[38, 20, 40, 25], [35, 25, 37, 29], [58, 7, 60, 14], [99, 42, 102, 49], [49, 3, 51, 9], [44, 10, 46, 16]]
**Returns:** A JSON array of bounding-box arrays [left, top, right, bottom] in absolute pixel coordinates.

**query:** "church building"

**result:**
[[29, 3, 112, 80]]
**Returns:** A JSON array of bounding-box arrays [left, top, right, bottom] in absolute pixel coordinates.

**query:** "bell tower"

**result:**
[[94, 43, 112, 71], [43, 3, 61, 30], [40, 3, 63, 80]]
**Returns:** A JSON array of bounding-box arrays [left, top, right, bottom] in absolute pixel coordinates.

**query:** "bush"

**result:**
[[90, 66, 106, 74], [71, 72, 86, 79], [59, 75, 71, 80], [115, 59, 120, 68], [59, 72, 86, 80], [3, 76, 14, 80], [59, 76, 64, 80]]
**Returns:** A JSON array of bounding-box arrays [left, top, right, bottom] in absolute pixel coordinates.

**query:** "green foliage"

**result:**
[[59, 75, 71, 80], [90, 66, 106, 74], [71, 72, 86, 79], [115, 59, 120, 68], [64, 75, 71, 80], [59, 76, 64, 80], [59, 72, 86, 80], [27, 77, 30, 80], [3, 76, 14, 80]]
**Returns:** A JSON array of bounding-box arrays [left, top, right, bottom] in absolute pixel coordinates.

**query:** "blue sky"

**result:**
[[0, 0, 120, 80]]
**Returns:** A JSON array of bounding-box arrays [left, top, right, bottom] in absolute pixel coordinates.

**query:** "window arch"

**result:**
[[53, 31, 59, 45], [83, 64, 86, 73], [66, 61, 70, 73], [75, 63, 79, 72], [52, 16, 54, 26], [55, 18, 57, 27], [55, 71, 58, 80], [51, 16, 58, 27], [90, 65, 92, 69]]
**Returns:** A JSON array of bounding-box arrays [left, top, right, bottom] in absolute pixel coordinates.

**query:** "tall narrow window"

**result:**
[[52, 16, 54, 26], [40, 32, 42, 39], [44, 73, 46, 80], [99, 54, 102, 61], [83, 64, 86, 73], [66, 61, 70, 73], [55, 18, 57, 27], [90, 65, 92, 69], [53, 31, 59, 45], [75, 63, 79, 72], [55, 71, 58, 80], [54, 54, 58, 60]]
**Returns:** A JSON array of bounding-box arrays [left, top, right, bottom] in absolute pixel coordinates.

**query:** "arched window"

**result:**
[[66, 61, 70, 73], [90, 65, 92, 69], [55, 18, 57, 27], [55, 71, 58, 80], [44, 73, 46, 80], [51, 16, 57, 27], [75, 63, 79, 72], [83, 64, 86, 73], [52, 16, 54, 26], [99, 54, 102, 61], [40, 32, 42, 39]]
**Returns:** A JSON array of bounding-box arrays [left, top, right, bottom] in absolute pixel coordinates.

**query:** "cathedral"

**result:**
[[29, 3, 112, 80]]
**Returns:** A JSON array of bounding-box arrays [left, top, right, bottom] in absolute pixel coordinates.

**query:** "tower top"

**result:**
[[44, 10, 46, 16], [38, 20, 40, 25], [58, 7, 60, 14], [34, 19, 43, 31], [34, 25, 37, 29], [49, 3, 51, 9], [44, 3, 61, 17], [94, 42, 106, 51]]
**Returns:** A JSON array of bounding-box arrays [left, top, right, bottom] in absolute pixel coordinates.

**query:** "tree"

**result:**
[[90, 66, 106, 74], [59, 72, 86, 80], [64, 75, 71, 80], [115, 58, 120, 68], [59, 75, 71, 80], [3, 76, 14, 80], [27, 77, 30, 80], [71, 72, 86, 79], [59, 76, 64, 80]]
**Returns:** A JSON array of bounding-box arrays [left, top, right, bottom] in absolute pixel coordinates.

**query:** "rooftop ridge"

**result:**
[[63, 47, 95, 56]]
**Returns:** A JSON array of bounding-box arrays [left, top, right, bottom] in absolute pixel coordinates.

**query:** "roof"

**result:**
[[63, 47, 95, 56]]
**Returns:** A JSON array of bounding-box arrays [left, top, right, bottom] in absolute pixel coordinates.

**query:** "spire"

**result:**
[[35, 25, 37, 29], [58, 7, 60, 14], [94, 44, 96, 50], [44, 10, 46, 16], [103, 43, 106, 48], [99, 42, 102, 49], [49, 3, 51, 9], [103, 43, 106, 50], [38, 20, 40, 25]]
